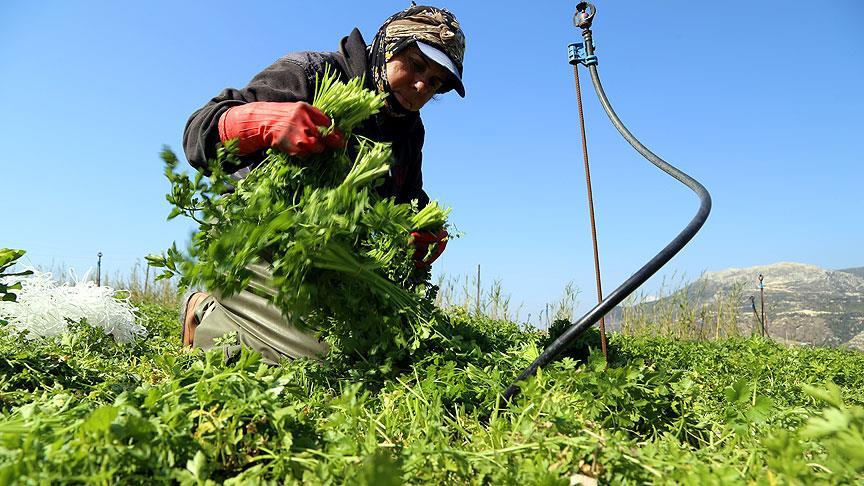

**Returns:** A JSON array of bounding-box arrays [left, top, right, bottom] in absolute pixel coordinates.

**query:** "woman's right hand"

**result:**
[[218, 101, 345, 156]]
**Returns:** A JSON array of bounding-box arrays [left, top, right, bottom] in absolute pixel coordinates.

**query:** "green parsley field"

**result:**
[[1, 300, 863, 484]]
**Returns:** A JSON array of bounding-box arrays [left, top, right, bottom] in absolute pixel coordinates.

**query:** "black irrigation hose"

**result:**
[[502, 6, 712, 402]]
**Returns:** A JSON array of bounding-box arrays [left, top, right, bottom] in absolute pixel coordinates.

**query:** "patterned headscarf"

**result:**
[[368, 5, 466, 116]]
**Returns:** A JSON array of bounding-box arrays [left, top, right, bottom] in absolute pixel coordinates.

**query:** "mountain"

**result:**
[[839, 267, 864, 280], [611, 262, 864, 350]]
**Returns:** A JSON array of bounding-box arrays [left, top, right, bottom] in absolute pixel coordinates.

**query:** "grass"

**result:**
[[436, 270, 758, 343], [15, 260, 790, 345], [21, 259, 182, 309], [614, 272, 749, 340], [434, 272, 580, 330], [102, 259, 180, 308], [1, 269, 864, 483], [1, 298, 863, 483]]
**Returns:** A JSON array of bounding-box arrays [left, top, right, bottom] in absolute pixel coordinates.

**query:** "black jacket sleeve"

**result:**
[[182, 52, 326, 172]]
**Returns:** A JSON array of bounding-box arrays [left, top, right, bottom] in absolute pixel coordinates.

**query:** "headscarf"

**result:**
[[368, 5, 466, 116]]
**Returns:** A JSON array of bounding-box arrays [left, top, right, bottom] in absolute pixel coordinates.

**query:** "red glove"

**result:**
[[410, 229, 448, 269], [218, 101, 345, 156]]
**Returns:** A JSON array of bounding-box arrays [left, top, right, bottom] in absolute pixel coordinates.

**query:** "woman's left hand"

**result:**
[[409, 229, 448, 268]]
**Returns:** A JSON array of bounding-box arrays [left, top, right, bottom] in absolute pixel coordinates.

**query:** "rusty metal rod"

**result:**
[[573, 63, 609, 362]]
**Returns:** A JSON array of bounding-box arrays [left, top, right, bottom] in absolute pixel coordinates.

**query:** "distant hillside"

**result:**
[[839, 267, 864, 280], [612, 262, 864, 350]]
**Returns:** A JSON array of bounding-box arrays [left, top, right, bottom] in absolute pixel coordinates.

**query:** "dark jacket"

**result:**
[[183, 29, 429, 207]]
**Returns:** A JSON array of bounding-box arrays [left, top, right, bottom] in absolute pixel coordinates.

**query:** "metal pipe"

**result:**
[[503, 3, 712, 401], [97, 252, 103, 287], [573, 62, 609, 362], [759, 274, 766, 336]]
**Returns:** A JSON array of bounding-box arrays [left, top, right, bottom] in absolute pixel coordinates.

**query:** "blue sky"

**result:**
[[2, 1, 862, 323]]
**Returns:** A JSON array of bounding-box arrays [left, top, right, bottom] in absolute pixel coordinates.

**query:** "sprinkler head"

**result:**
[[574, 2, 596, 29]]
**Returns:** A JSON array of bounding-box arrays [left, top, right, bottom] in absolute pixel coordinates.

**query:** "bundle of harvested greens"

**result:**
[[150, 70, 452, 372]]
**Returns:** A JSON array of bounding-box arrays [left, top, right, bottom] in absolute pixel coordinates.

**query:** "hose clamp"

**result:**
[[568, 43, 597, 66]]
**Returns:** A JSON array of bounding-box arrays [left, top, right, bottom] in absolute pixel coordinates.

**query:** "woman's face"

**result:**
[[385, 44, 451, 112]]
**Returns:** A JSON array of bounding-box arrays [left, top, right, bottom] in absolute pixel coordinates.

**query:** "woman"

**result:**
[[180, 5, 466, 362]]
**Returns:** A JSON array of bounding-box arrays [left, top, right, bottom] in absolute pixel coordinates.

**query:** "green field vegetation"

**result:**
[[3, 72, 862, 484], [1, 291, 864, 484]]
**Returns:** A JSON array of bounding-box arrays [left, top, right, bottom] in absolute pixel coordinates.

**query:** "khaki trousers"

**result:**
[[191, 261, 327, 364]]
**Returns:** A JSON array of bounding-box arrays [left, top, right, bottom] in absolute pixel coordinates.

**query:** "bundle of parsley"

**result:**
[[151, 70, 452, 374]]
